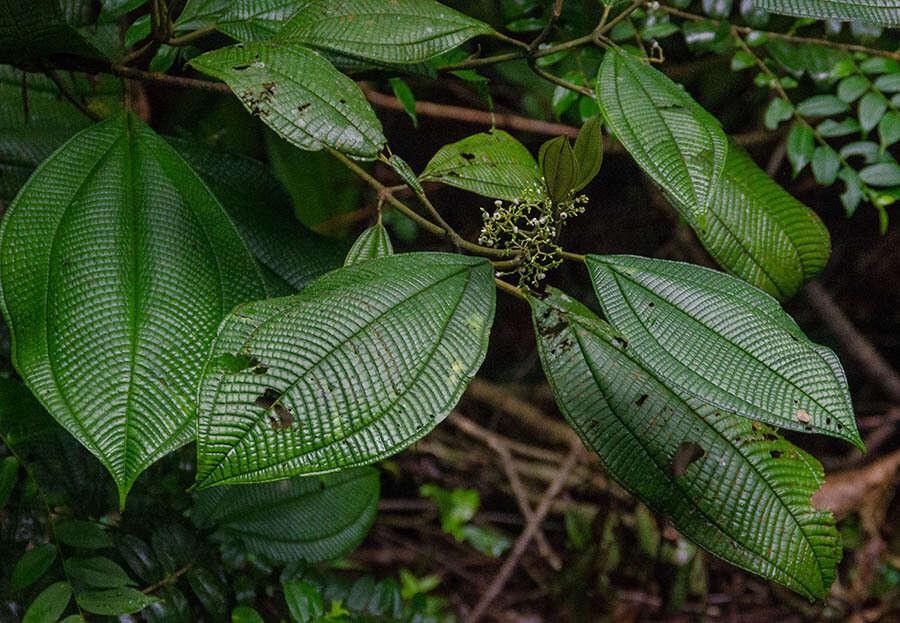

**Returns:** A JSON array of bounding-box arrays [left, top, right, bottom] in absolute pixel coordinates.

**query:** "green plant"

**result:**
[[0, 0, 894, 619]]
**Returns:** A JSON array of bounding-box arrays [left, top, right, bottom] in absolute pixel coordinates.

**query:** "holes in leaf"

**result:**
[[614, 336, 628, 349], [232, 64, 251, 71], [770, 450, 783, 459], [255, 388, 295, 431], [635, 394, 648, 407], [460, 152, 476, 161], [670, 441, 705, 478], [215, 354, 267, 375]]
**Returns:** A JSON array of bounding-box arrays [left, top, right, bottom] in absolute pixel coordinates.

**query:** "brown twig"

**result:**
[[466, 442, 584, 623], [451, 414, 562, 570], [803, 281, 900, 403]]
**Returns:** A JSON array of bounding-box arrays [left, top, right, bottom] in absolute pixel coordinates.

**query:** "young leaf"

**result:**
[[11, 544, 57, 591], [0, 113, 268, 506], [530, 288, 842, 600], [572, 115, 604, 192], [787, 124, 815, 176], [751, 0, 900, 26], [674, 141, 831, 299], [421, 130, 545, 201], [189, 43, 386, 160], [195, 253, 495, 488], [586, 255, 861, 448], [192, 467, 379, 562], [795, 94, 850, 117], [538, 135, 579, 202], [597, 49, 728, 225], [276, 0, 494, 64], [75, 587, 159, 615], [23, 581, 72, 623], [389, 78, 418, 127], [232, 606, 266, 623], [812, 145, 841, 185], [859, 92, 888, 133], [284, 580, 324, 623], [64, 556, 135, 589], [388, 154, 425, 195], [168, 137, 346, 295], [345, 224, 394, 265]]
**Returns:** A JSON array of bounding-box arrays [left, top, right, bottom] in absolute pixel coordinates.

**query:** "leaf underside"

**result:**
[[598, 49, 728, 225], [0, 113, 267, 505], [530, 289, 841, 600], [754, 0, 900, 26], [586, 255, 860, 448], [421, 130, 545, 201], [192, 467, 380, 562], [195, 252, 495, 488], [276, 0, 495, 64], [189, 42, 386, 159]]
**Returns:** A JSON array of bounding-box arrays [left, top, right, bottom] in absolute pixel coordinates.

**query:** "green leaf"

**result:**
[[420, 483, 479, 538], [195, 253, 495, 487], [11, 544, 57, 591], [764, 98, 794, 130], [816, 118, 860, 137], [143, 586, 190, 623], [0, 113, 267, 505], [421, 130, 545, 201], [64, 556, 134, 588], [796, 94, 850, 117], [0, 0, 108, 66], [836, 74, 869, 103], [539, 135, 579, 202], [751, 0, 900, 26], [275, 0, 494, 64], [186, 566, 229, 620], [859, 92, 888, 133], [787, 124, 815, 176], [859, 162, 900, 186], [189, 43, 386, 159], [168, 137, 346, 295], [284, 580, 324, 623], [221, 0, 301, 41], [874, 73, 900, 93], [586, 255, 861, 447], [346, 224, 394, 265], [0, 455, 17, 509], [878, 111, 900, 148], [839, 167, 864, 216], [192, 467, 379, 562], [572, 115, 604, 192], [389, 77, 418, 127], [675, 141, 830, 299], [232, 606, 265, 623], [116, 534, 160, 584], [388, 154, 424, 195], [812, 145, 841, 185], [530, 288, 842, 600], [56, 520, 114, 550], [23, 581, 72, 623], [76, 587, 159, 615], [597, 49, 728, 225]]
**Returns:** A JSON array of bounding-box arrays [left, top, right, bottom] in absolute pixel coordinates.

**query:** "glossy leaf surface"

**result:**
[[190, 43, 386, 159], [195, 253, 495, 487], [530, 289, 841, 600], [421, 130, 545, 201], [753, 0, 900, 26], [586, 255, 861, 447], [75, 587, 159, 615], [276, 0, 494, 64], [345, 224, 394, 265], [0, 113, 267, 505], [193, 467, 379, 562], [598, 49, 728, 224]]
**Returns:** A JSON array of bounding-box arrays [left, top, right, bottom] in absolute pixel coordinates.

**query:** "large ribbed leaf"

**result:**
[[178, 0, 301, 41], [167, 137, 346, 296], [754, 0, 900, 26], [192, 467, 379, 562], [195, 252, 495, 488], [586, 255, 861, 448], [0, 113, 268, 506], [0, 0, 108, 66], [691, 142, 831, 299], [530, 288, 841, 600], [276, 0, 494, 64], [189, 43, 386, 159], [597, 49, 727, 225], [421, 130, 546, 202]]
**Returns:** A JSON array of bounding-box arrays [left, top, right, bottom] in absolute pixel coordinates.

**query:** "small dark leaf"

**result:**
[[0, 455, 17, 509], [187, 566, 229, 620], [539, 135, 579, 201], [56, 520, 114, 550], [11, 544, 57, 591], [23, 581, 72, 623], [572, 115, 604, 192], [75, 587, 159, 615], [64, 556, 134, 588]]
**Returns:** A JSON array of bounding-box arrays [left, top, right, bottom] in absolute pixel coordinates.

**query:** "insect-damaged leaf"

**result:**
[[586, 255, 861, 448], [194, 253, 495, 488], [421, 130, 545, 202], [530, 288, 841, 600], [192, 467, 379, 562], [0, 113, 267, 506], [275, 0, 494, 64], [752, 0, 900, 26], [597, 49, 728, 225], [189, 42, 386, 159]]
